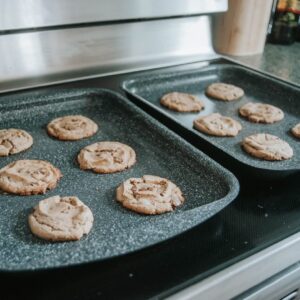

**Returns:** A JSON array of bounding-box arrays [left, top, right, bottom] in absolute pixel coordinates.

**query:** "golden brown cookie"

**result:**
[[47, 115, 98, 141], [0, 129, 33, 156], [28, 195, 93, 242], [160, 92, 204, 112], [193, 113, 242, 137], [206, 83, 244, 101], [239, 102, 284, 124], [78, 141, 136, 174], [116, 175, 184, 215], [242, 133, 293, 161], [291, 123, 300, 138], [0, 160, 62, 195]]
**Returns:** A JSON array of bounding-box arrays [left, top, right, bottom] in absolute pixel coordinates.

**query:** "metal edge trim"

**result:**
[[166, 231, 300, 300]]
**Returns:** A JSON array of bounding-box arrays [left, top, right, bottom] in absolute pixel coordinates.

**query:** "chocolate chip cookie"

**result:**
[[242, 133, 293, 161], [193, 113, 242, 137], [47, 115, 98, 141], [160, 92, 204, 112], [28, 195, 93, 241], [116, 175, 184, 215], [78, 141, 136, 174], [239, 102, 284, 124], [0, 160, 62, 195], [206, 83, 244, 101], [0, 129, 33, 156]]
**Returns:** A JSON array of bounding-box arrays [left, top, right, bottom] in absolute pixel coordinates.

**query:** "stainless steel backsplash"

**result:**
[[0, 16, 219, 92], [0, 0, 227, 31]]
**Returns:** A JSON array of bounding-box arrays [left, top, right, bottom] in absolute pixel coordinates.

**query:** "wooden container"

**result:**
[[212, 0, 273, 56]]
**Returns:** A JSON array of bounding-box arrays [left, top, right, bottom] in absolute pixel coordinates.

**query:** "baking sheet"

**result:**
[[122, 64, 300, 176], [0, 89, 239, 271]]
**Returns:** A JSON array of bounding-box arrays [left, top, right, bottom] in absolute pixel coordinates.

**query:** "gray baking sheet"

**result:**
[[0, 89, 239, 271], [122, 64, 300, 174]]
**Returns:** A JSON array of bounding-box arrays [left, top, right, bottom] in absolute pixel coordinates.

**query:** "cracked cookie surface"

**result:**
[[0, 160, 62, 195], [160, 92, 204, 112], [193, 113, 242, 137], [78, 141, 136, 174], [116, 175, 184, 215], [47, 115, 98, 141], [239, 102, 284, 124], [242, 133, 293, 161], [0, 129, 33, 156], [28, 195, 93, 241]]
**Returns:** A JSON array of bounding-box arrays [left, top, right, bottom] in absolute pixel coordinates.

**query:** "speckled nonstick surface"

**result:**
[[122, 64, 300, 178], [0, 89, 239, 271]]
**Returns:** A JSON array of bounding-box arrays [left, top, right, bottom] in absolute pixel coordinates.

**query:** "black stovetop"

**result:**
[[1, 60, 300, 300]]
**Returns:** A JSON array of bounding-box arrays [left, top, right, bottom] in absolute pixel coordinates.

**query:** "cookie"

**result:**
[[0, 160, 62, 195], [206, 83, 244, 101], [160, 92, 204, 112], [116, 175, 184, 215], [78, 141, 136, 174], [291, 123, 300, 138], [193, 113, 242, 137], [0, 129, 33, 156], [239, 102, 284, 124], [242, 133, 293, 161], [28, 195, 93, 242], [47, 115, 98, 141]]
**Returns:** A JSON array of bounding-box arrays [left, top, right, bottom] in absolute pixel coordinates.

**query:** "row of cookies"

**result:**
[[160, 83, 299, 161], [0, 116, 185, 242]]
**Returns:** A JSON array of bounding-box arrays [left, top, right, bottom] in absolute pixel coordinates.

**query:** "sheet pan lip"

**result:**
[[122, 62, 300, 90], [121, 65, 300, 173], [0, 88, 239, 272]]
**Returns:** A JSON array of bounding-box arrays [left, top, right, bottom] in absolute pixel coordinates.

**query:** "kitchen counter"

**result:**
[[231, 43, 300, 85]]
